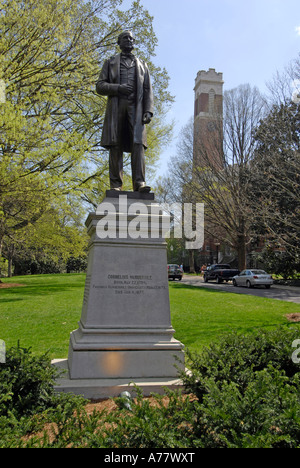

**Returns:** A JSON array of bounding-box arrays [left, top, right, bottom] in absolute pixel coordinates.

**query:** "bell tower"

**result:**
[[193, 68, 224, 169]]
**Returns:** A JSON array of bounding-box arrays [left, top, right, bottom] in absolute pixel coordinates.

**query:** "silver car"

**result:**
[[233, 269, 273, 289]]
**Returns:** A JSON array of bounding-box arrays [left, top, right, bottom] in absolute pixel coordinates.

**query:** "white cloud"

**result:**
[[295, 26, 300, 36]]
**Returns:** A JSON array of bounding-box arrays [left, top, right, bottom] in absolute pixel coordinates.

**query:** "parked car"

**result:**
[[204, 264, 240, 284], [233, 270, 273, 289], [168, 264, 183, 281]]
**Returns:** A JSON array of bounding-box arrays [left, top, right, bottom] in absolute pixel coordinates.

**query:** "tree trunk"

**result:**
[[237, 234, 247, 271], [189, 249, 195, 273], [7, 243, 15, 278], [8, 257, 13, 278]]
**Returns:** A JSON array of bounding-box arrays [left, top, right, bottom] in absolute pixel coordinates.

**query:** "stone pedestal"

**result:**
[[54, 191, 184, 398]]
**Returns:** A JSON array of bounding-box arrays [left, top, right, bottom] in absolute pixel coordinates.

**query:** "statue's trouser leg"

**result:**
[[131, 143, 146, 191], [110, 99, 145, 191], [109, 146, 123, 189], [122, 100, 146, 191]]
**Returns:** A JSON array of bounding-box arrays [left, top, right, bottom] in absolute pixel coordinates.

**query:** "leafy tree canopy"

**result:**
[[0, 0, 174, 271]]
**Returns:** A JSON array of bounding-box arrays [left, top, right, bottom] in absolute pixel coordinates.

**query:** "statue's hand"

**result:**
[[118, 84, 134, 96], [142, 112, 152, 125]]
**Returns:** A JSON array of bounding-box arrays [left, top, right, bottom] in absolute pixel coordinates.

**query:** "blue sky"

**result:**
[[120, 0, 300, 177]]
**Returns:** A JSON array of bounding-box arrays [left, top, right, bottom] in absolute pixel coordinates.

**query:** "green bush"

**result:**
[[100, 387, 193, 449], [182, 327, 300, 402], [0, 343, 87, 447], [0, 344, 59, 417], [183, 366, 300, 448], [23, 386, 194, 449], [66, 256, 88, 273], [2, 328, 300, 448], [180, 327, 300, 447], [258, 248, 300, 279]]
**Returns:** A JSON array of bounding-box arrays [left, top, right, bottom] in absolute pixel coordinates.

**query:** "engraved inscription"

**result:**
[[92, 274, 166, 296]]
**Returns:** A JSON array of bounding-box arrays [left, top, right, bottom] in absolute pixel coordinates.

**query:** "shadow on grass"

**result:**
[[0, 297, 25, 304], [0, 275, 86, 301]]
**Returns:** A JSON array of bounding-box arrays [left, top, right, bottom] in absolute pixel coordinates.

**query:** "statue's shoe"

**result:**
[[137, 185, 151, 193]]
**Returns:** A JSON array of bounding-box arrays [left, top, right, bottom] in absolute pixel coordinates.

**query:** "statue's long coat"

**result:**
[[96, 54, 154, 151]]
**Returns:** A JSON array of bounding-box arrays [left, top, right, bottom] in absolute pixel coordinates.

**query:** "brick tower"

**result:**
[[193, 68, 224, 169]]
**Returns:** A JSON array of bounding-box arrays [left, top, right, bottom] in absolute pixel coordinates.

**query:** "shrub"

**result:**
[[180, 327, 300, 447], [66, 256, 87, 273], [2, 328, 300, 448], [0, 343, 87, 448], [182, 327, 300, 400], [99, 387, 193, 449], [0, 343, 60, 417]]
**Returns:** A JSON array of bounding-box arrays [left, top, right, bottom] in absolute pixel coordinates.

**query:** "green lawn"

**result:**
[[0, 274, 300, 358], [0, 274, 83, 358], [170, 283, 300, 351]]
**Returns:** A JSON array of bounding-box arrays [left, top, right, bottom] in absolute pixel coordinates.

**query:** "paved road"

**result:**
[[179, 276, 300, 304]]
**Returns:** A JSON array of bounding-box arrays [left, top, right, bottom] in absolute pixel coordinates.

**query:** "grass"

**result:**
[[170, 283, 300, 351], [0, 273, 300, 358], [0, 274, 83, 358]]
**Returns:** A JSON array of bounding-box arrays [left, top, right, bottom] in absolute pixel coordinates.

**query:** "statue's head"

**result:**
[[117, 31, 135, 53]]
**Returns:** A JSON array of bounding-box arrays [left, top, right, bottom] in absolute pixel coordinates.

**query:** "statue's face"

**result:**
[[118, 32, 135, 53]]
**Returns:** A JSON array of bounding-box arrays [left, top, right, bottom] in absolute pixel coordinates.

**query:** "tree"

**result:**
[[266, 53, 300, 107], [4, 201, 89, 276], [0, 0, 174, 273], [1, 0, 172, 194], [249, 101, 300, 266], [246, 54, 300, 276], [0, 174, 52, 276], [155, 118, 198, 272], [194, 84, 267, 270], [161, 85, 265, 271]]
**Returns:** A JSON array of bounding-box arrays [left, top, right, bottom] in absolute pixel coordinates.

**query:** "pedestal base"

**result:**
[[68, 321, 183, 379], [57, 192, 185, 397], [53, 359, 185, 400]]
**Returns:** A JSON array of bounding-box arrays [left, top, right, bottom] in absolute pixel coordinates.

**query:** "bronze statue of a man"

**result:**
[[96, 31, 154, 193]]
